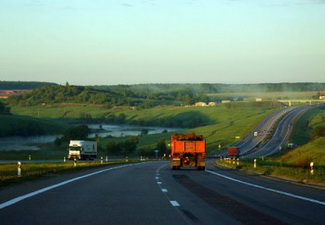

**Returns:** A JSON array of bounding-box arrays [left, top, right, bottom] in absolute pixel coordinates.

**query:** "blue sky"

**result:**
[[0, 0, 324, 85]]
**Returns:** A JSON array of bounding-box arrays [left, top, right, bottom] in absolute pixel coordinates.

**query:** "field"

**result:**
[[10, 103, 276, 152]]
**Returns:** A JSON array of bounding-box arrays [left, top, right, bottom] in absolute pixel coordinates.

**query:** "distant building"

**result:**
[[221, 100, 231, 104], [208, 102, 216, 106], [195, 102, 207, 107]]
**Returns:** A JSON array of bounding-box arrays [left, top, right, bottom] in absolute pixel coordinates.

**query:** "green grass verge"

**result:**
[[277, 137, 325, 166], [218, 137, 325, 184], [0, 160, 139, 187], [217, 158, 325, 184], [289, 105, 325, 145]]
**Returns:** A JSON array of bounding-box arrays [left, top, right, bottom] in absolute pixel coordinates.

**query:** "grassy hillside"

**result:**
[[289, 105, 325, 145], [11, 103, 275, 153], [0, 114, 70, 137], [278, 137, 325, 166]]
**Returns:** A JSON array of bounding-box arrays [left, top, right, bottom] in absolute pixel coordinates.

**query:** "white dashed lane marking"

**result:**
[[170, 201, 180, 207]]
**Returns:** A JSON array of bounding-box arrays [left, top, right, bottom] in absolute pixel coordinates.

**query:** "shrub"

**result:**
[[295, 154, 313, 168]]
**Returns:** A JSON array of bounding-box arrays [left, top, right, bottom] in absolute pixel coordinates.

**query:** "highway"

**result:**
[[1, 161, 324, 225], [234, 105, 318, 158]]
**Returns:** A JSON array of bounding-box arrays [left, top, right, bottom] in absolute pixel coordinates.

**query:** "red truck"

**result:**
[[170, 133, 206, 170], [228, 147, 240, 158]]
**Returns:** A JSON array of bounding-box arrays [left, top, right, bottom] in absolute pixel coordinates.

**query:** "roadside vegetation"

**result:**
[[0, 160, 140, 187], [289, 105, 325, 146], [218, 154, 325, 184]]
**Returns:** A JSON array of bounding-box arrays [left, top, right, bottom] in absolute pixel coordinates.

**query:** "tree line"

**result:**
[[0, 81, 57, 90], [7, 83, 209, 107]]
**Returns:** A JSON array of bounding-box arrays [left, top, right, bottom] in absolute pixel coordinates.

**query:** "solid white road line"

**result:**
[[0, 164, 138, 210], [206, 169, 325, 206]]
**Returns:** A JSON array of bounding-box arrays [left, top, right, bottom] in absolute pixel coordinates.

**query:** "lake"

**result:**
[[0, 124, 180, 151]]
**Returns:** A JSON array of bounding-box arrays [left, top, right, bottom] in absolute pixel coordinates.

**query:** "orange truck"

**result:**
[[170, 133, 206, 170], [228, 147, 240, 158]]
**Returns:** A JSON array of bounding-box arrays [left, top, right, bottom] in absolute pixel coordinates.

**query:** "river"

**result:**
[[0, 124, 180, 151]]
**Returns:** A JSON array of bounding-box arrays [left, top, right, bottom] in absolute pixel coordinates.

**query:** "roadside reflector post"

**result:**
[[29, 155, 31, 161], [237, 158, 239, 166], [101, 157, 103, 164], [254, 159, 257, 168], [126, 156, 128, 162], [64, 157, 66, 162], [105, 156, 108, 162], [310, 162, 314, 175], [17, 161, 21, 177], [74, 158, 77, 167]]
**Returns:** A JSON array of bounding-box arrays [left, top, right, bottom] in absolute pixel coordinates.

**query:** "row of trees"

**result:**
[[54, 125, 91, 146]]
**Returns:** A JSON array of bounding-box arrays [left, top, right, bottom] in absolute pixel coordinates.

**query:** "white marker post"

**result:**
[[64, 157, 66, 162], [105, 156, 108, 162], [29, 155, 31, 161], [310, 162, 314, 175], [74, 158, 77, 167], [17, 161, 21, 177], [254, 159, 257, 168], [101, 157, 103, 164]]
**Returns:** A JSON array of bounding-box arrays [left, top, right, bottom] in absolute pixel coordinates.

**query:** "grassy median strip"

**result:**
[[0, 160, 138, 187], [217, 158, 325, 185]]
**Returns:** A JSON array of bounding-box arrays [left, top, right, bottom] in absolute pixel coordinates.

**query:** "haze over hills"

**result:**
[[1, 81, 325, 93]]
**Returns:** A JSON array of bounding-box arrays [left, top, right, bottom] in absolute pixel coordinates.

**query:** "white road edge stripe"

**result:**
[[0, 164, 138, 210], [206, 169, 325, 206], [170, 201, 180, 207]]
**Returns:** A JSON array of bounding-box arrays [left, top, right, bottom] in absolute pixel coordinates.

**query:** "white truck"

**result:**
[[68, 140, 97, 160]]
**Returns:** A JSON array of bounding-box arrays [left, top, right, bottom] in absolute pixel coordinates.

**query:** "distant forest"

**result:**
[[7, 83, 208, 107], [1, 81, 324, 93], [95, 83, 325, 94], [0, 81, 58, 90], [3, 81, 325, 107]]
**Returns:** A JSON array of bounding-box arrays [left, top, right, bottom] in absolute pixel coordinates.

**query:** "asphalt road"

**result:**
[[236, 107, 292, 155], [1, 161, 324, 225], [245, 105, 312, 158], [229, 105, 319, 158]]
